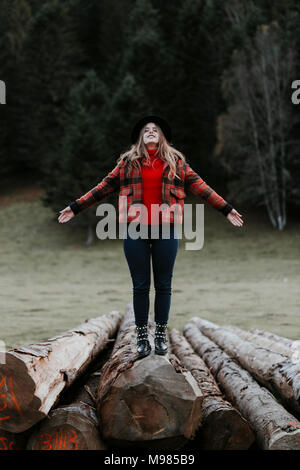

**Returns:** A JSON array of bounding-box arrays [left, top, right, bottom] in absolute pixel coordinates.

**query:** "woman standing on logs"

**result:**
[[58, 115, 243, 358]]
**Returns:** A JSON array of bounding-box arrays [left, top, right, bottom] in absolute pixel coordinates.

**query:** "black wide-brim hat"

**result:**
[[131, 115, 172, 144]]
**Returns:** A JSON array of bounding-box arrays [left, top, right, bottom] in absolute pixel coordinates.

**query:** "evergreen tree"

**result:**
[[42, 70, 112, 222], [160, 0, 235, 176], [20, 0, 85, 174], [0, 0, 32, 177], [115, 0, 171, 112], [43, 68, 146, 239]]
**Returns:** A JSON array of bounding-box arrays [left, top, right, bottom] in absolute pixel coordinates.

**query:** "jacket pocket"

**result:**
[[170, 186, 186, 199]]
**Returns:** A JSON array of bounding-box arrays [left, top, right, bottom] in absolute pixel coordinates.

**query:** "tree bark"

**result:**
[[0, 311, 122, 433], [225, 325, 300, 361], [250, 328, 300, 351], [169, 328, 255, 450], [96, 303, 203, 450], [190, 317, 300, 418], [184, 322, 300, 450]]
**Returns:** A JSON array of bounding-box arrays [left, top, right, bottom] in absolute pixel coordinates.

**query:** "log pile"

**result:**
[[0, 306, 299, 451], [169, 328, 255, 449], [189, 317, 300, 418], [0, 311, 122, 449], [182, 321, 300, 450]]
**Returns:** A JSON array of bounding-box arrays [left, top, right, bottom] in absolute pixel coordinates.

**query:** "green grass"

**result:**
[[0, 198, 299, 349]]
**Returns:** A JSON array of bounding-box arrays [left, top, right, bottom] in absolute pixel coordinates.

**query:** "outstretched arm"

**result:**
[[58, 161, 122, 223], [184, 162, 243, 227]]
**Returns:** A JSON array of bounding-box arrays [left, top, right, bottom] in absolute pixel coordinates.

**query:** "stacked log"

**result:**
[[96, 304, 203, 450], [26, 341, 115, 450], [26, 372, 106, 450], [183, 321, 300, 450], [0, 311, 123, 433], [1, 304, 299, 451], [189, 317, 300, 417], [224, 325, 300, 361], [169, 328, 255, 449], [250, 328, 300, 350]]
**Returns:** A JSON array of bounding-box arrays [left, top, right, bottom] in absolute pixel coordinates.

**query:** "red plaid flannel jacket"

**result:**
[[69, 156, 233, 224]]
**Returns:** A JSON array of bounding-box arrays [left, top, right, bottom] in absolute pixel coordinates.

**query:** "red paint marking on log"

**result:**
[[0, 415, 10, 421], [0, 437, 8, 450], [9, 441, 15, 450], [63, 430, 67, 450], [54, 431, 58, 450], [59, 431, 63, 450], [0, 437, 15, 451], [0, 377, 10, 421], [39, 430, 79, 450], [0, 396, 8, 412], [40, 433, 52, 451], [289, 421, 300, 428], [9, 377, 23, 417], [69, 429, 78, 450]]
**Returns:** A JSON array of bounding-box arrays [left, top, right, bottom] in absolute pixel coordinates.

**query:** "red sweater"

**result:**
[[140, 147, 165, 225]]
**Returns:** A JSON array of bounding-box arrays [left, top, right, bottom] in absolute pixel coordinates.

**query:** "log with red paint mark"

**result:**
[[0, 429, 30, 450], [26, 344, 113, 450], [26, 399, 106, 450], [0, 311, 122, 433]]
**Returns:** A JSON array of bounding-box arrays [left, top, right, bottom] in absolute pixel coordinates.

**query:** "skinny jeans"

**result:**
[[122, 223, 179, 326]]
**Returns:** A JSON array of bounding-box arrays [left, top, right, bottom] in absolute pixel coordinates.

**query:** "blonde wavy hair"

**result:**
[[117, 122, 186, 181]]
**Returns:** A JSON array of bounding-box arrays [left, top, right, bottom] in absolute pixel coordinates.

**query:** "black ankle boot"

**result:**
[[136, 325, 151, 358], [154, 323, 168, 355]]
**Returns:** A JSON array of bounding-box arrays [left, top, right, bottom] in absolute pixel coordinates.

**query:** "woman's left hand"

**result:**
[[226, 208, 243, 227]]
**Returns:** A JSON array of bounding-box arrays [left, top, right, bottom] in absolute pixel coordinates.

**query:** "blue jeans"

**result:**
[[123, 223, 179, 326]]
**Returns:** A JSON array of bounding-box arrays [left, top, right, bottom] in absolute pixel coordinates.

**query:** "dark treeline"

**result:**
[[1, 0, 299, 230]]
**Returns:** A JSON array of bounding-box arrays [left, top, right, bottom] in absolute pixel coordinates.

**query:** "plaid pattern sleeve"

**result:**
[[184, 162, 233, 216], [69, 162, 121, 215]]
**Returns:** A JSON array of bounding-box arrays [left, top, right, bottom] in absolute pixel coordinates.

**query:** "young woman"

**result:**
[[58, 115, 243, 358]]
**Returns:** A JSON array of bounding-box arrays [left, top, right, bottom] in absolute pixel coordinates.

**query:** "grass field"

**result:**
[[0, 194, 299, 349]]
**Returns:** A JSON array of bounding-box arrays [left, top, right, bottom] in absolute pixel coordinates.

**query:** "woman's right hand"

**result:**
[[58, 206, 75, 223]]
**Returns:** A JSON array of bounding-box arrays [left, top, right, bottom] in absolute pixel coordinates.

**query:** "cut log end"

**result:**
[[97, 353, 203, 446], [0, 354, 46, 433], [169, 327, 255, 450], [26, 405, 106, 450], [197, 407, 255, 450]]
